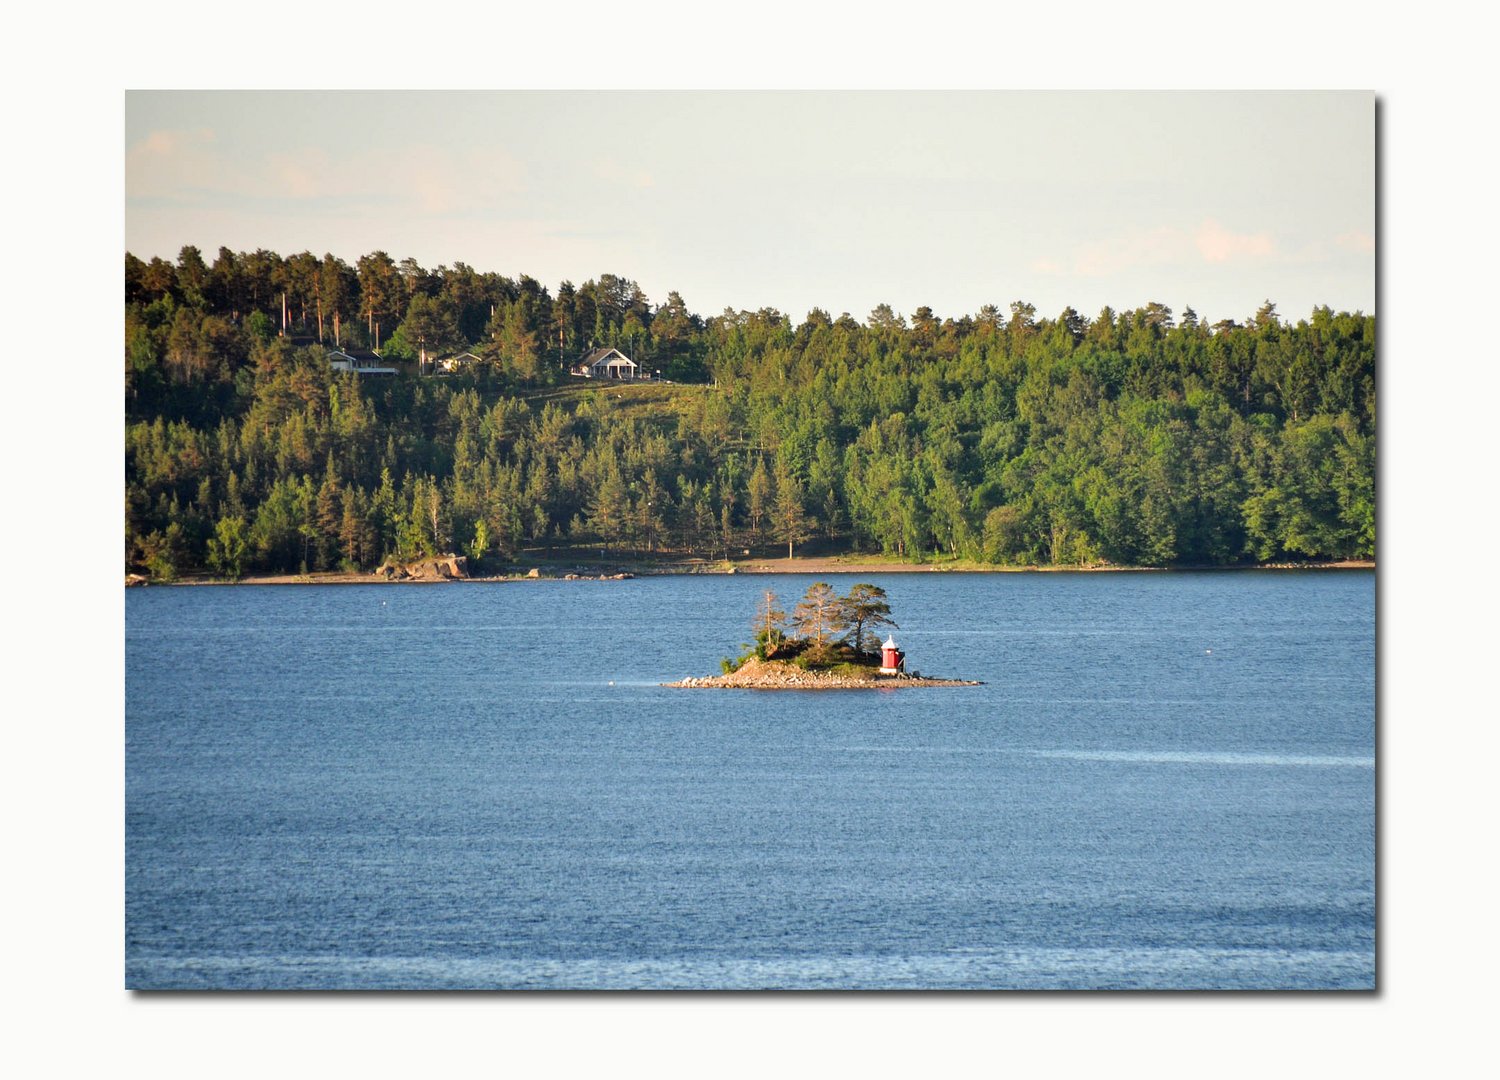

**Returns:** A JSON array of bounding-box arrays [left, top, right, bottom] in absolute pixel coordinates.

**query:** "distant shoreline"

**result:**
[[133, 558, 1375, 587]]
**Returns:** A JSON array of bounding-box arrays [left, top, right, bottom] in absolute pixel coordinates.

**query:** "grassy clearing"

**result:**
[[521, 380, 708, 416]]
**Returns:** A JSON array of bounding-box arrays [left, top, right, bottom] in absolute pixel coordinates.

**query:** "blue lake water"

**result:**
[[125, 571, 1375, 990]]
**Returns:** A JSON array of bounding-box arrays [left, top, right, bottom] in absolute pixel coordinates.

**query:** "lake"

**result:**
[[125, 570, 1375, 989]]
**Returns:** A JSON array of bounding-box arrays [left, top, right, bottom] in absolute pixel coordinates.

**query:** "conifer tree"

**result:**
[[772, 458, 812, 560], [841, 583, 896, 654], [752, 589, 787, 657], [747, 457, 771, 542], [792, 582, 847, 650]]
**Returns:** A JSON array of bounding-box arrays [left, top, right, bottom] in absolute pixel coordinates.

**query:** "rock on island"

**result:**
[[666, 656, 979, 690]]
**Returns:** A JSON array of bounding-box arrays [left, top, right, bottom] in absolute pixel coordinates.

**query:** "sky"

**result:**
[[126, 90, 1374, 327]]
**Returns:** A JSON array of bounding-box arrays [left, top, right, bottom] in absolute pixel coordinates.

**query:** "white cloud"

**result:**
[[593, 158, 655, 190], [1039, 218, 1281, 282], [266, 149, 335, 200], [126, 128, 222, 198], [1073, 227, 1187, 277], [132, 127, 215, 157], [1195, 219, 1275, 263], [127, 132, 525, 218]]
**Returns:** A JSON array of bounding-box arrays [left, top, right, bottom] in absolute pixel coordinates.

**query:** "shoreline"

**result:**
[[135, 558, 1375, 587]]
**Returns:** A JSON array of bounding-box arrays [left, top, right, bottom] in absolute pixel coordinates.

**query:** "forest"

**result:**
[[124, 245, 1375, 579]]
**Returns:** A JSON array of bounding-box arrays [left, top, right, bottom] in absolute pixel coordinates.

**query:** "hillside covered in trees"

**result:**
[[125, 246, 1375, 579]]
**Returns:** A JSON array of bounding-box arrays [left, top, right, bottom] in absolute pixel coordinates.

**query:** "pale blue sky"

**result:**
[[126, 90, 1373, 325]]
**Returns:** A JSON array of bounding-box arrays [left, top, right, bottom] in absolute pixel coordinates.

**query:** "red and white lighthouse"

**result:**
[[879, 634, 905, 676]]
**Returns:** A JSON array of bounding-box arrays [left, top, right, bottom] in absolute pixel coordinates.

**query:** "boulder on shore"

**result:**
[[374, 555, 469, 581]]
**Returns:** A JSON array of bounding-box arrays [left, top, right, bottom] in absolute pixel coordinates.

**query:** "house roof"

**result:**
[[578, 346, 635, 367]]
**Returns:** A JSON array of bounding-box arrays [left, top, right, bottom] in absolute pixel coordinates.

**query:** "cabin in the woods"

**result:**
[[569, 346, 642, 380], [328, 349, 398, 376], [435, 351, 484, 375]]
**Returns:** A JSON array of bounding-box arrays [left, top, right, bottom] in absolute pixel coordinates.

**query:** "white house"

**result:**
[[435, 351, 484, 375], [569, 346, 641, 380], [329, 349, 398, 376]]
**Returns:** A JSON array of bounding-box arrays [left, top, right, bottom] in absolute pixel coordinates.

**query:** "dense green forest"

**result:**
[[125, 246, 1375, 579]]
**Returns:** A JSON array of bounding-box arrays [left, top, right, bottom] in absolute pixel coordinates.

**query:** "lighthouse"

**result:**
[[879, 634, 905, 676]]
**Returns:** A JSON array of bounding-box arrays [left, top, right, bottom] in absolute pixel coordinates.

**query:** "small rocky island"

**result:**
[[666, 583, 980, 690]]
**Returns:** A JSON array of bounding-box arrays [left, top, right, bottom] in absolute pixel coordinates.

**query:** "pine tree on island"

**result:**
[[792, 582, 845, 662], [740, 582, 898, 671], [753, 589, 787, 656], [842, 583, 896, 653]]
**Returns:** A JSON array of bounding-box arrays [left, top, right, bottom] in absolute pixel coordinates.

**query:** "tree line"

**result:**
[[125, 245, 1375, 579]]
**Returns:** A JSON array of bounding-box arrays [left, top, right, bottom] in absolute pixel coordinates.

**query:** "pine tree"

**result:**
[[752, 589, 787, 657], [338, 487, 374, 569], [791, 582, 847, 651], [772, 458, 812, 560], [747, 457, 771, 542], [841, 583, 896, 655]]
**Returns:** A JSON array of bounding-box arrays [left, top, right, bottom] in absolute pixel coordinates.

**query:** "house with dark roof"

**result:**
[[569, 346, 641, 380]]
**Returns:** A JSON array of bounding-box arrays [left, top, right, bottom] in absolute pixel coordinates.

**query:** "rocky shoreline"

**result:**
[[665, 658, 980, 690]]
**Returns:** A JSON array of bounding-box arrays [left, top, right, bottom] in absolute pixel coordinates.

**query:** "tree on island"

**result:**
[[841, 583, 896, 654], [742, 582, 897, 667], [753, 588, 788, 657], [792, 582, 849, 660]]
